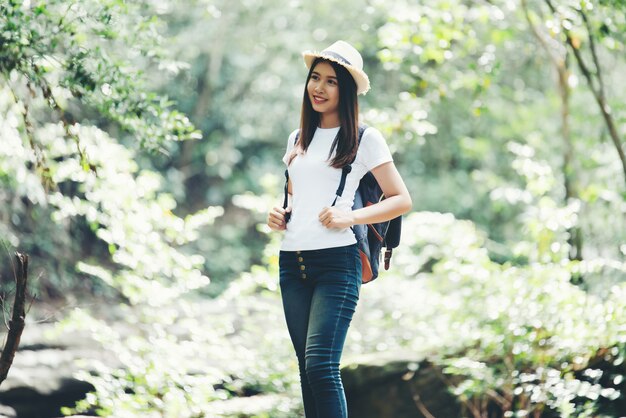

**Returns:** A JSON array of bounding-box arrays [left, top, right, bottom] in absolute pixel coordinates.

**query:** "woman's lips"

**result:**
[[312, 95, 327, 104]]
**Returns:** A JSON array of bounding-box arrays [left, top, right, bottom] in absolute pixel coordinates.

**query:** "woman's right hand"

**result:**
[[267, 206, 291, 231]]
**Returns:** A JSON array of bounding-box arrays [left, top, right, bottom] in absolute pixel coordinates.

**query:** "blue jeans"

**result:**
[[279, 243, 362, 418]]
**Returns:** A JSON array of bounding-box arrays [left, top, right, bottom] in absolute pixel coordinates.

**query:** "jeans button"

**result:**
[[298, 257, 304, 262], [300, 265, 306, 271]]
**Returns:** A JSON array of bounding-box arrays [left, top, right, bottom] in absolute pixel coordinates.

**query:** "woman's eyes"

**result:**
[[310, 75, 337, 85]]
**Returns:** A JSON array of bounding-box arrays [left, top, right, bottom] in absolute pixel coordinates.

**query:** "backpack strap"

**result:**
[[282, 169, 290, 210], [331, 165, 352, 206], [282, 132, 300, 212], [330, 124, 368, 207]]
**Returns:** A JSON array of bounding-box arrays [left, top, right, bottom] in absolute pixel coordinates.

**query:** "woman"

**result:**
[[267, 40, 412, 418]]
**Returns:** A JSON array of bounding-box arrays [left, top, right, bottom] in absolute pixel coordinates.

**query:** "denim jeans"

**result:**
[[279, 243, 362, 418]]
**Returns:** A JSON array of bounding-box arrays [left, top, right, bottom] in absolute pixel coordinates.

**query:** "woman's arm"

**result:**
[[319, 161, 412, 228], [352, 161, 412, 224]]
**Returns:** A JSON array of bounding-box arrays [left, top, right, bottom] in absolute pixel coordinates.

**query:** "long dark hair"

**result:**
[[288, 57, 359, 168]]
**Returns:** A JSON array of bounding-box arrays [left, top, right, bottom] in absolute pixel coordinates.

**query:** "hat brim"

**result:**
[[302, 51, 371, 95]]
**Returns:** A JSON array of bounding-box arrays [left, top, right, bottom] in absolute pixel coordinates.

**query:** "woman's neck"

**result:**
[[318, 113, 340, 129]]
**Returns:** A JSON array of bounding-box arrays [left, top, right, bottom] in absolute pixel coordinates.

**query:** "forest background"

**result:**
[[1, 0, 626, 417]]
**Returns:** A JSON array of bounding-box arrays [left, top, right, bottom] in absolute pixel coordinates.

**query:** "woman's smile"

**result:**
[[312, 95, 328, 104]]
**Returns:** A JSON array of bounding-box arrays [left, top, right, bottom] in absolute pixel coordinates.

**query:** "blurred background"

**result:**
[[1, 0, 625, 417]]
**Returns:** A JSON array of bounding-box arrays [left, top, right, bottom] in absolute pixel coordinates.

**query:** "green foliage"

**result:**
[[56, 236, 302, 418], [375, 0, 626, 279], [0, 0, 200, 152], [1, 0, 626, 417], [343, 208, 625, 416], [0, 0, 206, 297], [2, 2, 234, 416], [350, 145, 626, 416]]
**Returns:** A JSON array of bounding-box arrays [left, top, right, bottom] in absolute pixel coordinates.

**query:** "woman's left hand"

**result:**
[[318, 207, 354, 229]]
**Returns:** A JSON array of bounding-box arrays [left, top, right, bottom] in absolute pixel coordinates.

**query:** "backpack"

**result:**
[[282, 124, 402, 284]]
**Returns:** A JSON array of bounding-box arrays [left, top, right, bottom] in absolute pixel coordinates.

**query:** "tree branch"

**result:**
[[580, 9, 605, 98], [0, 252, 29, 386], [521, 0, 563, 67], [545, 0, 626, 186]]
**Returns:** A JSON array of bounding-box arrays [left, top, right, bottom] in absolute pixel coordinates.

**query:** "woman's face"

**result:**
[[307, 61, 340, 118]]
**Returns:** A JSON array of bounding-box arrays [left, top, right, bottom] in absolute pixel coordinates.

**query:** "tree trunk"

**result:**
[[556, 60, 583, 265], [522, 0, 584, 268]]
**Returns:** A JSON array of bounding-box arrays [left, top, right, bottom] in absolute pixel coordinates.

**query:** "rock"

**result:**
[[342, 351, 460, 418], [0, 404, 17, 418], [0, 321, 100, 418]]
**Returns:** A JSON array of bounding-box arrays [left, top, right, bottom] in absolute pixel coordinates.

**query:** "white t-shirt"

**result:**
[[280, 126, 393, 251]]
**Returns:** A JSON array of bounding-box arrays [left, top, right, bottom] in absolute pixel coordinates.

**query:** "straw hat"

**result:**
[[302, 40, 370, 95]]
